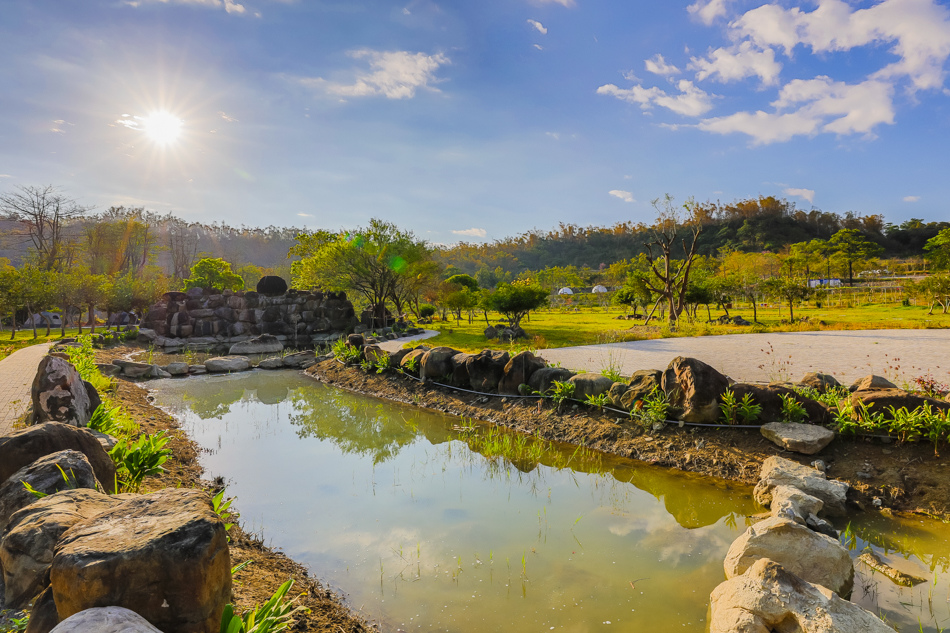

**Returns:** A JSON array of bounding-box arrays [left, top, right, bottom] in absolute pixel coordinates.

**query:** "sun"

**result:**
[[141, 111, 183, 146]]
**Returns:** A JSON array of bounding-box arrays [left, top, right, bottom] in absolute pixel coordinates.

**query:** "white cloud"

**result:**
[[688, 41, 781, 85], [304, 49, 450, 100], [687, 0, 732, 25], [452, 227, 487, 237], [534, 0, 574, 6], [218, 111, 238, 122], [545, 131, 560, 140], [903, 195, 920, 202], [527, 19, 547, 34], [533, 44, 544, 50], [125, 0, 248, 15], [609, 189, 635, 203], [597, 79, 716, 117], [697, 76, 894, 144], [784, 187, 815, 203], [644, 54, 680, 76], [733, 0, 950, 91], [0, 174, 13, 178], [297, 213, 314, 217]]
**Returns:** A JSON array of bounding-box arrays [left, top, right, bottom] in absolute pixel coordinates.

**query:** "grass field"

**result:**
[[416, 301, 950, 353], [0, 327, 104, 361]]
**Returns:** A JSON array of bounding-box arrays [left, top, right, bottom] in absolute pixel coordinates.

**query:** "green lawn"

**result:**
[[414, 301, 950, 353], [0, 327, 106, 361]]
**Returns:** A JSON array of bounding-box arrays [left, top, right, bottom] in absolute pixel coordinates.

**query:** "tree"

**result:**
[[444, 274, 479, 292], [762, 276, 813, 322], [0, 266, 20, 339], [910, 274, 950, 314], [183, 258, 244, 292], [49, 270, 80, 337], [0, 185, 87, 271], [84, 206, 160, 275], [74, 271, 109, 334], [827, 229, 884, 286], [924, 228, 950, 271], [483, 281, 548, 329], [18, 265, 53, 338], [166, 216, 200, 281], [639, 195, 703, 326]]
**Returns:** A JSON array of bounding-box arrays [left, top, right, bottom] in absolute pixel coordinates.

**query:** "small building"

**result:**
[[557, 287, 574, 295], [591, 285, 608, 294], [808, 278, 842, 288]]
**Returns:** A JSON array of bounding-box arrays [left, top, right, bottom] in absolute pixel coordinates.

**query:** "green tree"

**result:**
[[924, 228, 950, 271], [49, 270, 80, 337], [762, 276, 813, 322], [18, 265, 53, 338], [444, 274, 479, 292], [910, 274, 950, 314], [183, 258, 244, 292], [827, 229, 884, 286], [75, 271, 110, 334], [483, 281, 548, 329], [0, 265, 21, 339]]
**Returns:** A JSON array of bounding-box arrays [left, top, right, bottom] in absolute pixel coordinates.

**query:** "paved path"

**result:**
[[377, 330, 440, 352], [541, 329, 950, 385], [0, 342, 52, 435]]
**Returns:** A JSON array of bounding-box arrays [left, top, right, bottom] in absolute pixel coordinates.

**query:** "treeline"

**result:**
[[436, 196, 950, 278]]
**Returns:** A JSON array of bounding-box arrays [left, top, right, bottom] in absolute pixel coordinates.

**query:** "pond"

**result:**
[[149, 371, 950, 632]]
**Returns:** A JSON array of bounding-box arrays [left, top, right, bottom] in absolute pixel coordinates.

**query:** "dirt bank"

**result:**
[[98, 347, 374, 633], [308, 359, 950, 521]]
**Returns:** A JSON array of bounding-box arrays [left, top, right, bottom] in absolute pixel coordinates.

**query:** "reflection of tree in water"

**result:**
[[851, 515, 950, 573], [287, 386, 454, 464], [179, 372, 293, 419]]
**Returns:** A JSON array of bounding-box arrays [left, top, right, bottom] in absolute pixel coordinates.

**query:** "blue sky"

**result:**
[[0, 0, 948, 244]]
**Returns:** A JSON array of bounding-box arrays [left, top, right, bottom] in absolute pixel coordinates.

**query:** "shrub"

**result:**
[[110, 431, 172, 492], [219, 579, 309, 633], [779, 393, 807, 423], [419, 304, 436, 319]]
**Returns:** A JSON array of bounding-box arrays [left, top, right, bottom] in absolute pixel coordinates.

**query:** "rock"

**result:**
[[120, 362, 163, 379], [136, 328, 157, 342], [498, 351, 546, 395], [849, 374, 898, 392], [800, 372, 842, 393], [448, 353, 473, 388], [724, 516, 854, 596], [1, 489, 127, 608], [608, 382, 629, 408], [421, 347, 460, 380], [0, 450, 100, 534], [163, 362, 189, 376], [662, 357, 729, 423], [769, 485, 824, 524], [0, 423, 117, 494], [256, 275, 288, 296], [806, 513, 838, 539], [390, 348, 413, 367], [281, 351, 317, 369], [626, 369, 663, 400], [754, 456, 849, 517], [399, 349, 426, 375], [51, 489, 231, 633], [709, 558, 895, 633], [96, 363, 121, 377], [31, 356, 95, 427], [527, 367, 575, 395], [25, 586, 59, 633], [228, 334, 283, 355], [465, 350, 510, 392], [483, 325, 498, 340], [847, 388, 950, 418], [729, 383, 831, 425], [857, 550, 928, 587], [760, 422, 835, 454], [362, 345, 387, 366], [203, 357, 250, 373], [50, 607, 164, 633], [257, 357, 284, 370], [568, 373, 614, 400], [346, 333, 365, 349], [189, 365, 208, 375], [86, 429, 118, 453]]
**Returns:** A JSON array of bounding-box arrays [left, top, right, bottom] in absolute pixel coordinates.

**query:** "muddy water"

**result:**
[[150, 371, 950, 632]]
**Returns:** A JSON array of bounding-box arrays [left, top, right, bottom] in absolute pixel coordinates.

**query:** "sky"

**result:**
[[0, 0, 948, 244]]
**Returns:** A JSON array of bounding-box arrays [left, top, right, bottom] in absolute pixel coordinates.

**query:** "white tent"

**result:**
[[591, 285, 608, 293], [557, 287, 574, 295]]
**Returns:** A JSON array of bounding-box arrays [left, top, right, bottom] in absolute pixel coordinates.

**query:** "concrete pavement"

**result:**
[[0, 342, 52, 435]]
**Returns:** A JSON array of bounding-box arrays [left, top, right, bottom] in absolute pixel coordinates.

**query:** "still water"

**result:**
[[150, 371, 950, 632]]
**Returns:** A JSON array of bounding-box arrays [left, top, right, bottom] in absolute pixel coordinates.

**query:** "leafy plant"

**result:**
[[631, 387, 669, 429], [110, 431, 172, 492], [403, 354, 420, 374], [371, 353, 392, 374], [21, 464, 77, 499], [779, 393, 807, 423], [737, 392, 762, 424], [330, 338, 361, 365], [719, 389, 739, 425], [219, 579, 309, 633], [0, 614, 30, 632], [546, 380, 575, 409], [63, 335, 114, 394], [585, 392, 610, 409], [213, 488, 237, 533]]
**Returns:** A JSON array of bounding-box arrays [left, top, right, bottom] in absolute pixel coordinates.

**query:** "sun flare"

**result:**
[[141, 111, 183, 145]]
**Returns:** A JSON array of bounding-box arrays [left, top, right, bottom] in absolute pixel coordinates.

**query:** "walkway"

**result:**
[[0, 342, 52, 435]]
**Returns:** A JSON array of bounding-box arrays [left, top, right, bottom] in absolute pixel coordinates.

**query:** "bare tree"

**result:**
[[639, 195, 703, 327], [0, 185, 88, 270], [167, 216, 199, 280]]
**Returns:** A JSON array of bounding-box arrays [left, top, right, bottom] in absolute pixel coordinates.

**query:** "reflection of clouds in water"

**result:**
[[639, 522, 736, 568]]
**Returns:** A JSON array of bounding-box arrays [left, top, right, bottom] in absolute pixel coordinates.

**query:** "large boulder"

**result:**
[[1, 489, 128, 608], [849, 374, 898, 392], [662, 357, 729, 423], [31, 356, 95, 427], [729, 383, 830, 425], [527, 367, 575, 395], [465, 350, 510, 392], [256, 276, 288, 296], [800, 372, 842, 393], [0, 423, 117, 494], [281, 351, 316, 369], [498, 351, 546, 395], [203, 357, 250, 373], [421, 347, 460, 381], [760, 422, 835, 455], [0, 450, 100, 534], [709, 558, 895, 633], [50, 607, 163, 633], [228, 334, 283, 355], [51, 489, 231, 633], [399, 349, 427, 376], [25, 586, 59, 633], [567, 373, 614, 400], [769, 485, 824, 524], [117, 362, 168, 380], [846, 389, 950, 418], [362, 345, 388, 367], [626, 369, 663, 400], [449, 353, 474, 388], [754, 456, 849, 517], [608, 382, 629, 409], [724, 516, 854, 596]]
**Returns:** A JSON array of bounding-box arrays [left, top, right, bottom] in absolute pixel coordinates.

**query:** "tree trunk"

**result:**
[[752, 297, 759, 323], [9, 311, 16, 340], [89, 304, 96, 333], [705, 304, 712, 321], [60, 305, 67, 337], [788, 298, 795, 321]]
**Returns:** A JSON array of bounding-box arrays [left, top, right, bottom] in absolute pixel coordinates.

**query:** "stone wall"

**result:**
[[141, 287, 357, 349]]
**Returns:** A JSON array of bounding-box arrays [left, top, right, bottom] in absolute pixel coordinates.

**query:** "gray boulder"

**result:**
[[50, 607, 164, 633], [31, 356, 95, 427], [228, 334, 283, 356], [281, 351, 316, 368], [203, 357, 250, 373], [498, 351, 546, 395], [189, 365, 208, 375], [567, 373, 614, 400], [729, 383, 831, 425], [754, 456, 849, 517], [421, 347, 460, 380], [847, 388, 950, 418], [527, 367, 575, 395], [608, 382, 629, 408], [769, 485, 824, 524], [760, 422, 835, 455], [399, 349, 427, 376], [257, 357, 284, 370], [849, 374, 898, 392], [465, 350, 510, 392], [800, 372, 841, 393], [0, 423, 117, 494], [163, 362, 189, 376]]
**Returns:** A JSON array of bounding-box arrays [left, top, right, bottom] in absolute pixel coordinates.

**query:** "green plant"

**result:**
[[719, 389, 739, 425], [213, 488, 237, 533], [110, 431, 172, 492], [585, 392, 610, 409], [403, 354, 420, 374], [779, 393, 807, 423], [63, 335, 114, 394], [21, 464, 78, 499], [372, 353, 393, 374], [0, 614, 29, 632], [545, 380, 575, 409], [331, 338, 361, 365], [630, 387, 670, 429], [219, 579, 309, 633], [737, 392, 762, 424]]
